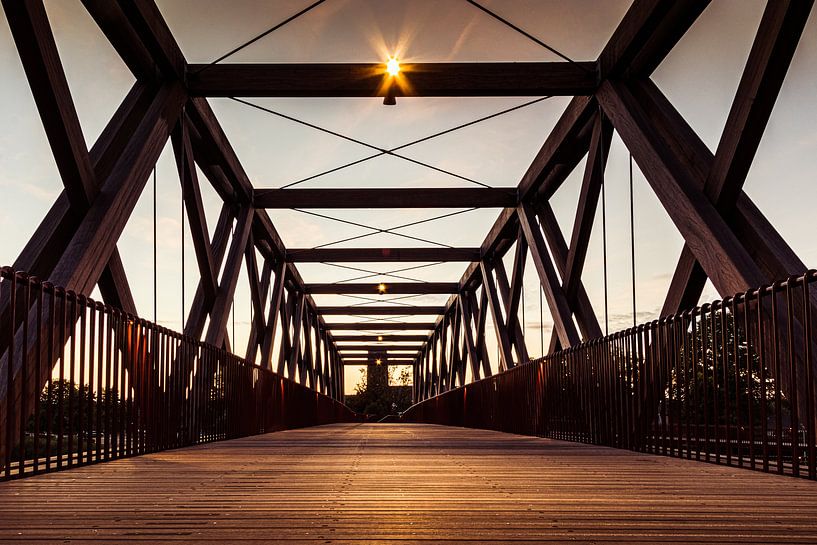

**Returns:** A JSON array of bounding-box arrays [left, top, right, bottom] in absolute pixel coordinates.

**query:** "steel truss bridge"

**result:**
[[1, 0, 817, 543]]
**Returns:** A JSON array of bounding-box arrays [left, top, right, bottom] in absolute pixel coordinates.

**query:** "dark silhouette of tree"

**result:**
[[665, 308, 788, 429], [346, 366, 412, 419]]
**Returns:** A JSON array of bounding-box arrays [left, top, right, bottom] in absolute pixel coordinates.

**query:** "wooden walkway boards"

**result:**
[[1, 424, 817, 544]]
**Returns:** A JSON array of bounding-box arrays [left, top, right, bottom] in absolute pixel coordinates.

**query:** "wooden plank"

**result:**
[[318, 306, 445, 316], [286, 247, 480, 263], [2, 424, 817, 543], [187, 62, 598, 97], [254, 188, 516, 209], [305, 283, 458, 295]]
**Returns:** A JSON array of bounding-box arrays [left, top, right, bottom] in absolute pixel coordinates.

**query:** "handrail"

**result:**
[[0, 267, 359, 481], [404, 270, 817, 481]]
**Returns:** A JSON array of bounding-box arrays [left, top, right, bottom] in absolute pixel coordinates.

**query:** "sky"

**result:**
[[1, 1, 816, 395]]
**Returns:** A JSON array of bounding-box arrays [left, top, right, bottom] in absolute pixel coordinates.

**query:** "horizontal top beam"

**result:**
[[254, 188, 516, 209], [287, 247, 479, 262], [187, 62, 598, 97], [342, 359, 416, 364], [333, 335, 429, 342], [318, 306, 446, 315], [337, 345, 422, 352], [306, 282, 458, 294], [326, 323, 436, 331]]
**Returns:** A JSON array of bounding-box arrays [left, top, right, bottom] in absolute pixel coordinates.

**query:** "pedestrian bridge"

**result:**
[[3, 423, 817, 544], [2, 1, 817, 543]]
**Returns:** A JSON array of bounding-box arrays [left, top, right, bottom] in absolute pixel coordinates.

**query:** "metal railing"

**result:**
[[0, 268, 357, 480], [403, 271, 817, 480]]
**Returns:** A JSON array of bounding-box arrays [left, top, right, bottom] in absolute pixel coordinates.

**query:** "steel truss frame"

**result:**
[[0, 0, 813, 447]]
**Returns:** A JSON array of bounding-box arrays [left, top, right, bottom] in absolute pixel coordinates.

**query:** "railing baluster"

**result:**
[[398, 271, 817, 483]]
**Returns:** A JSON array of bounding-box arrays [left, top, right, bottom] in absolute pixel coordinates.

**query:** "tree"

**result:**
[[346, 365, 413, 419], [666, 308, 788, 429]]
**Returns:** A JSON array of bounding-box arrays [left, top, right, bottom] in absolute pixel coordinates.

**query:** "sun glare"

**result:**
[[386, 57, 400, 76]]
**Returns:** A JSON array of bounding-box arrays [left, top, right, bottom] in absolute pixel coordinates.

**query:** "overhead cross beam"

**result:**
[[286, 248, 480, 262], [334, 335, 428, 342], [254, 188, 516, 209], [318, 306, 446, 315], [4, 0, 815, 435], [338, 345, 421, 352], [326, 323, 435, 331], [187, 62, 598, 97], [306, 283, 458, 294], [342, 359, 415, 365]]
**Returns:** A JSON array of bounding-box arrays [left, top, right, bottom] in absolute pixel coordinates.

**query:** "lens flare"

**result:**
[[386, 57, 400, 76]]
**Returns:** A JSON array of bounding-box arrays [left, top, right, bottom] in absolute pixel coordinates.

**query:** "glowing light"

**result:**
[[377, 335, 383, 341], [375, 358, 382, 366], [377, 283, 387, 294], [386, 57, 400, 76]]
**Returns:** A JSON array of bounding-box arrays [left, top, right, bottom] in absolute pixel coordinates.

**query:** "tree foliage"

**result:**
[[665, 309, 789, 427], [346, 366, 412, 419]]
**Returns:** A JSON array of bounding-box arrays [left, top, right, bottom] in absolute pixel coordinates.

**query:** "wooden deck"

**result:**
[[1, 424, 817, 544]]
